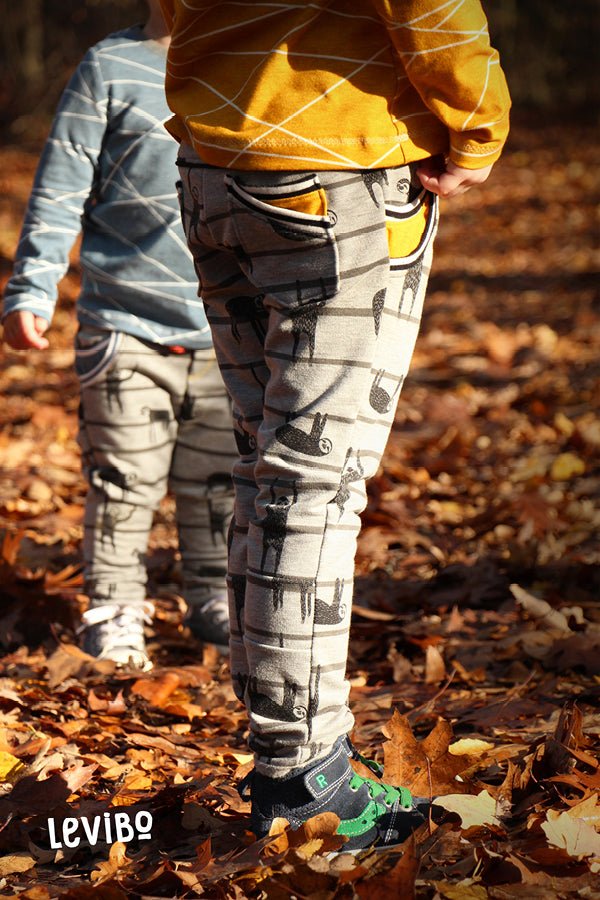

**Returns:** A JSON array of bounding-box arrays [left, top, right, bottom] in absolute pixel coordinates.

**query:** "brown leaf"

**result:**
[[542, 810, 600, 859], [90, 841, 133, 884], [45, 643, 114, 688], [0, 852, 36, 876], [434, 790, 502, 830], [63, 763, 98, 795], [130, 672, 181, 708], [292, 811, 343, 844], [433, 884, 488, 900], [510, 583, 572, 633], [0, 772, 72, 815], [162, 700, 206, 721], [382, 711, 475, 796], [425, 644, 446, 684], [566, 793, 600, 828], [357, 833, 420, 899]]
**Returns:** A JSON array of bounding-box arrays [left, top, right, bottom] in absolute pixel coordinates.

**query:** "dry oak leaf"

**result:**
[[567, 793, 600, 829], [0, 852, 36, 877], [45, 643, 114, 689], [355, 833, 420, 899], [542, 810, 600, 860], [382, 710, 474, 796], [292, 811, 347, 857], [425, 644, 446, 685], [90, 841, 133, 884], [130, 672, 181, 708], [120, 770, 152, 791], [434, 790, 501, 830], [0, 749, 25, 783], [448, 739, 495, 757], [434, 883, 488, 900]]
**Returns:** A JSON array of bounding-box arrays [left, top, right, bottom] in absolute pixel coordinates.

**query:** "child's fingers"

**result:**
[[417, 160, 494, 198], [3, 311, 50, 350]]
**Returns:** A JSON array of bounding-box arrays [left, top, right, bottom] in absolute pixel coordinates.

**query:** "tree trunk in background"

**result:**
[[21, 0, 44, 87]]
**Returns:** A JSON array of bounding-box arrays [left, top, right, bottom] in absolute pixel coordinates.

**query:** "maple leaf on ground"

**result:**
[[382, 710, 477, 796], [434, 790, 502, 830], [542, 810, 600, 860]]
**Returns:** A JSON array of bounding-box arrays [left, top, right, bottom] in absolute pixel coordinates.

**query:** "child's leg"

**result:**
[[168, 347, 237, 647], [77, 329, 182, 664], [178, 161, 437, 778]]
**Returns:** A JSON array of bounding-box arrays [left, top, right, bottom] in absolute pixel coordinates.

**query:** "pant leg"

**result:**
[[177, 166, 269, 683], [178, 159, 437, 775], [77, 330, 180, 605], [169, 346, 237, 606]]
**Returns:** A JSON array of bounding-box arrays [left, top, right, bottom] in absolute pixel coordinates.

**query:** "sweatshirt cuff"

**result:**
[[449, 137, 507, 170], [1, 296, 53, 323]]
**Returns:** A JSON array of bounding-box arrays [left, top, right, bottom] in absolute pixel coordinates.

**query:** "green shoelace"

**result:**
[[349, 772, 413, 810]]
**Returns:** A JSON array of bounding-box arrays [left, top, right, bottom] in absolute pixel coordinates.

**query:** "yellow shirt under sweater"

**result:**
[[159, 0, 511, 171]]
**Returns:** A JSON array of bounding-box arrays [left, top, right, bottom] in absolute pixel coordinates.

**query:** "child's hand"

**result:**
[[417, 157, 494, 198], [2, 311, 50, 350]]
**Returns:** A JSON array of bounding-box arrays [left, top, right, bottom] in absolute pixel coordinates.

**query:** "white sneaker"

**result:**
[[79, 601, 154, 671]]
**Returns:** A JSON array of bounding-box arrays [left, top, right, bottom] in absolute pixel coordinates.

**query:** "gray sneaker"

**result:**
[[79, 601, 154, 671], [184, 587, 229, 653]]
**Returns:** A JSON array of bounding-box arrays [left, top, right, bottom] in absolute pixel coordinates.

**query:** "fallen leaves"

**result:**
[[434, 790, 501, 830], [0, 750, 25, 783], [0, 853, 37, 877], [90, 842, 133, 884], [0, 125, 598, 896], [382, 711, 478, 796], [542, 809, 600, 860]]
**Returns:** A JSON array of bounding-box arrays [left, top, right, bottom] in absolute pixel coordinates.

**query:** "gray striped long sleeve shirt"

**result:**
[[2, 26, 211, 349]]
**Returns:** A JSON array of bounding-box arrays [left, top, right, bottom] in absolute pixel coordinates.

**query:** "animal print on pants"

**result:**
[[77, 329, 236, 612], [177, 151, 438, 776]]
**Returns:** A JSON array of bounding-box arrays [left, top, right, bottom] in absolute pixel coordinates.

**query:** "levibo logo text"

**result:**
[[47, 811, 153, 848]]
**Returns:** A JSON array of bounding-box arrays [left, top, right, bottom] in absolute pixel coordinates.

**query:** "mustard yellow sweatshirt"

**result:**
[[159, 0, 510, 171]]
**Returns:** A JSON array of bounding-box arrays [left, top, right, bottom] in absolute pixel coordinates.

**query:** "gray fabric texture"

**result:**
[[77, 328, 237, 610], [177, 152, 438, 776]]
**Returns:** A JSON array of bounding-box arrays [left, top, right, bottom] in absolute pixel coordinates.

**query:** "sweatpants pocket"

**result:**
[[225, 173, 340, 310], [385, 188, 439, 319], [75, 326, 123, 388]]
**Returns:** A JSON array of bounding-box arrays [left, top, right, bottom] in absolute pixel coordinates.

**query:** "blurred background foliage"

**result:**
[[0, 0, 597, 144]]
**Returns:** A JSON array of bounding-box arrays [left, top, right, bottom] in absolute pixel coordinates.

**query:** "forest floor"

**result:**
[[0, 120, 598, 898]]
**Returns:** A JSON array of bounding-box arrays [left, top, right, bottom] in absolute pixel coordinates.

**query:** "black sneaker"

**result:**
[[184, 586, 229, 653], [238, 737, 430, 852], [342, 735, 384, 778]]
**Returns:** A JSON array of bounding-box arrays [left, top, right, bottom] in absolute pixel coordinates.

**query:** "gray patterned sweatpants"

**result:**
[[76, 327, 236, 612], [177, 151, 438, 776]]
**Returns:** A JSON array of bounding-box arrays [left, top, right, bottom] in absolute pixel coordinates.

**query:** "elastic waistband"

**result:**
[[138, 336, 193, 356]]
